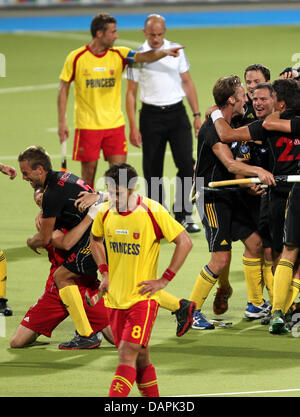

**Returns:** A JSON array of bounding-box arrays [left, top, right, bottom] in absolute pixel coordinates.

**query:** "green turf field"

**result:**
[[1, 24, 300, 398]]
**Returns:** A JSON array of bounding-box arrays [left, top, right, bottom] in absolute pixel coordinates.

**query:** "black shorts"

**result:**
[[63, 229, 97, 276], [231, 191, 258, 242], [199, 191, 255, 252], [269, 188, 290, 254], [258, 192, 272, 248], [284, 184, 300, 247]]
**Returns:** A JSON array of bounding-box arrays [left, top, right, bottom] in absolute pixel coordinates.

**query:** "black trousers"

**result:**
[[140, 101, 195, 220]]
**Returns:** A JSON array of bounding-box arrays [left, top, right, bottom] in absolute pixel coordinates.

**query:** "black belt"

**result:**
[[141, 101, 183, 112]]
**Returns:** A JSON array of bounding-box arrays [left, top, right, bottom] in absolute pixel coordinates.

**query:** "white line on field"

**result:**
[[0, 72, 128, 94], [0, 150, 157, 160], [173, 388, 300, 397], [1, 149, 198, 161], [0, 83, 59, 94], [12, 30, 141, 48], [0, 32, 139, 95], [236, 324, 261, 334]]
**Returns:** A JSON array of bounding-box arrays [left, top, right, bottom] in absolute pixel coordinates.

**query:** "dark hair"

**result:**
[[18, 146, 52, 171], [244, 64, 271, 82], [104, 163, 138, 189], [253, 82, 274, 96], [272, 78, 300, 110], [90, 13, 117, 38], [213, 75, 241, 108]]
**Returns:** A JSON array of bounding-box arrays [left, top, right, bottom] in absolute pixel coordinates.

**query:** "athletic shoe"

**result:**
[[172, 205, 201, 234], [178, 219, 201, 234], [213, 286, 233, 315], [172, 299, 196, 337], [244, 301, 271, 319], [261, 315, 271, 325], [58, 332, 101, 350], [192, 309, 215, 330], [269, 310, 289, 334], [0, 298, 13, 316]]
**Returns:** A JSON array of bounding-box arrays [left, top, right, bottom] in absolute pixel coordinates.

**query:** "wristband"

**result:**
[[162, 268, 176, 281], [211, 109, 224, 123], [98, 264, 108, 275], [193, 112, 201, 117]]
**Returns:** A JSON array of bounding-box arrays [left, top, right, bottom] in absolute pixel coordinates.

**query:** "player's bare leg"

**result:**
[[10, 325, 39, 348], [81, 160, 98, 189], [107, 154, 126, 167], [101, 325, 114, 345]]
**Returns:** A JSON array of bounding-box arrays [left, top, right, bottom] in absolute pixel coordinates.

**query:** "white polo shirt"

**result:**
[[127, 39, 190, 106]]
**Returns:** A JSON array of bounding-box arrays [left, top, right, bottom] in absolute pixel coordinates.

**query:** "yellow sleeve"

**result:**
[[91, 204, 109, 237], [59, 47, 86, 82], [145, 198, 185, 242]]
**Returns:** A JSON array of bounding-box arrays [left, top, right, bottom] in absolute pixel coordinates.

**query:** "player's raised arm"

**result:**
[[0, 163, 17, 179], [211, 110, 252, 143], [135, 46, 184, 63]]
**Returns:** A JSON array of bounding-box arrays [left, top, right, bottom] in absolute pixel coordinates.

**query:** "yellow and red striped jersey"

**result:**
[[91, 195, 184, 309], [60, 45, 136, 130]]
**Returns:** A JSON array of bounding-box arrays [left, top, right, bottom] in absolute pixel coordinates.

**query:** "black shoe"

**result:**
[[178, 219, 201, 233], [0, 298, 13, 316], [58, 332, 101, 350], [172, 299, 196, 337]]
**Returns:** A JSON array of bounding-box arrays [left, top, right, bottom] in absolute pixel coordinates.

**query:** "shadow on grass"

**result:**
[[150, 319, 300, 377], [4, 246, 48, 262], [1, 344, 116, 378]]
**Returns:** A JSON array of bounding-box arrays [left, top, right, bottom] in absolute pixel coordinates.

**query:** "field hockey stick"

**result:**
[[189, 182, 266, 202], [208, 175, 300, 188], [61, 141, 67, 171]]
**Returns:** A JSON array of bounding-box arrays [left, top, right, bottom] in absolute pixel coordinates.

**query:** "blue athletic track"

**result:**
[[1, 8, 300, 32]]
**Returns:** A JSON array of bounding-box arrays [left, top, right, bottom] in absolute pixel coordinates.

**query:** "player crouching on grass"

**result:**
[[90, 163, 193, 397], [10, 188, 114, 349]]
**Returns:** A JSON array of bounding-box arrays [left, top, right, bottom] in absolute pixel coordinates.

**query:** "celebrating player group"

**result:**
[[5, 11, 300, 398]]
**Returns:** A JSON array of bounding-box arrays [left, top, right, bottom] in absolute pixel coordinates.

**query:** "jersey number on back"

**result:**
[[276, 137, 300, 162]]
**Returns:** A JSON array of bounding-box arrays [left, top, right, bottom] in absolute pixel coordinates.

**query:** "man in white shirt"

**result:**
[[126, 14, 201, 233]]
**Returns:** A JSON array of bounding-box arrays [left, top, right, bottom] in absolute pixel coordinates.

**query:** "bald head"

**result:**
[[143, 14, 166, 49]]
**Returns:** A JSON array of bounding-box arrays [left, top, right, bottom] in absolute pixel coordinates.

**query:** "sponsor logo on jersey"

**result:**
[[116, 229, 129, 235], [58, 171, 71, 187], [133, 231, 140, 239], [83, 69, 91, 76], [240, 144, 250, 154], [109, 241, 140, 255], [94, 67, 106, 72], [86, 78, 115, 88]]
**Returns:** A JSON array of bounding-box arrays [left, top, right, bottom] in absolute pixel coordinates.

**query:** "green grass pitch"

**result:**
[[1, 24, 300, 397]]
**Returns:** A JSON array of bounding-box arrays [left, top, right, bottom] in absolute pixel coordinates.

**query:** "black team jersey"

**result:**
[[248, 110, 300, 191], [195, 117, 235, 187], [42, 170, 93, 230], [232, 140, 269, 170]]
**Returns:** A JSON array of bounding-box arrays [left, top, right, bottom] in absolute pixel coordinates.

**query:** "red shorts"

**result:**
[[72, 126, 127, 162], [20, 278, 109, 338], [108, 300, 159, 348]]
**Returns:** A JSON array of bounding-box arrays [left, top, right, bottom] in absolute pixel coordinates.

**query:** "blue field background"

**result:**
[[1, 8, 300, 32]]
